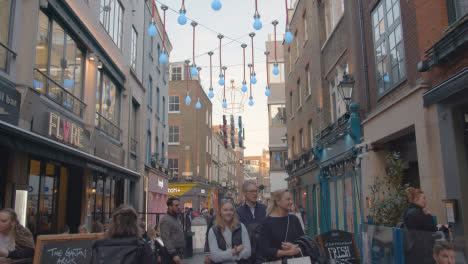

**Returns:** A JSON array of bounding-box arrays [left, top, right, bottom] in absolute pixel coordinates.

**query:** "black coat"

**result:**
[[402, 203, 437, 232], [91, 237, 155, 264]]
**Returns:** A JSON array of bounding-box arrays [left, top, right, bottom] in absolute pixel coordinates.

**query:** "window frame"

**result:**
[[130, 25, 137, 71], [168, 95, 180, 113], [168, 124, 180, 145], [96, 70, 121, 127], [99, 0, 124, 49], [147, 76, 153, 109], [171, 67, 182, 81], [269, 104, 286, 126], [0, 0, 15, 72], [303, 11, 308, 42], [168, 158, 179, 177]]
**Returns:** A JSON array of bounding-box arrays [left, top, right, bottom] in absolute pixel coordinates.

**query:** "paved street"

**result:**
[[184, 253, 205, 264]]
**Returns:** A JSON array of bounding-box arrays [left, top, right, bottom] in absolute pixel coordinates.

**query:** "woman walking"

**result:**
[[260, 189, 304, 262], [91, 205, 155, 264], [208, 199, 251, 263], [0, 208, 35, 261]]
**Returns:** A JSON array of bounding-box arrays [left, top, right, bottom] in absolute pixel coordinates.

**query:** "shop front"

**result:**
[[147, 168, 169, 228], [168, 182, 210, 212]]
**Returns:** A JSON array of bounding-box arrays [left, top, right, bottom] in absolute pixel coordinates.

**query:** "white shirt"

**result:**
[[0, 233, 15, 259]]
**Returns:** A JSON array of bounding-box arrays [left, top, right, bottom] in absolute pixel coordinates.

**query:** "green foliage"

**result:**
[[367, 152, 409, 227]]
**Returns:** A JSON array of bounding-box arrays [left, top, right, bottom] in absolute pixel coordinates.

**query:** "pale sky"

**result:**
[[161, 0, 288, 156]]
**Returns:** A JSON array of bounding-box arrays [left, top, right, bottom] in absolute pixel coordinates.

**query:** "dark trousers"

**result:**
[[162, 248, 184, 264]]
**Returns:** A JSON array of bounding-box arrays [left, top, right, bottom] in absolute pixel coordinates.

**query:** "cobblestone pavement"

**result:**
[[184, 253, 205, 264]]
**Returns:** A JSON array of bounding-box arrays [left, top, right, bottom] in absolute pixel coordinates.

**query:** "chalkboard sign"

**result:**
[[316, 230, 360, 264], [33, 233, 104, 264]]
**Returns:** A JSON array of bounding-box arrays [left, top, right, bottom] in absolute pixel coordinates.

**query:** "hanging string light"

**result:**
[[253, 0, 262, 30], [248, 63, 254, 106], [272, 20, 280, 75], [249, 32, 257, 84], [265, 51, 271, 96], [241, 43, 248, 92], [196, 67, 202, 109], [208, 51, 215, 99], [190, 21, 198, 76], [178, 0, 187, 25], [284, 0, 294, 43], [159, 5, 168, 64], [222, 66, 228, 108], [148, 0, 158, 37], [218, 34, 225, 86], [185, 59, 191, 105], [211, 0, 222, 11]]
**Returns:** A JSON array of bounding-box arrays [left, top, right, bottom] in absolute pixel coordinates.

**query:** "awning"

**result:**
[[0, 120, 140, 181], [423, 68, 468, 107], [168, 183, 198, 197]]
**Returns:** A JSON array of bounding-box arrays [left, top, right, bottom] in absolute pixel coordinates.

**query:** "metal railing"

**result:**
[[33, 68, 86, 116], [0, 41, 17, 57], [95, 112, 121, 140]]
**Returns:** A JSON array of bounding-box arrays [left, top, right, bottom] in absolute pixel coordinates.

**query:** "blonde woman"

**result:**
[[290, 204, 305, 231], [208, 199, 251, 263], [0, 208, 35, 260], [260, 189, 304, 262]]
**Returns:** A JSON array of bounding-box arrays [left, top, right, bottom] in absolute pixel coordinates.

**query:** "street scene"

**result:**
[[0, 0, 467, 263]]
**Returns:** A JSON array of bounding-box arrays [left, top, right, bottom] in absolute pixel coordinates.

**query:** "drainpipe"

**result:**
[[358, 0, 371, 114]]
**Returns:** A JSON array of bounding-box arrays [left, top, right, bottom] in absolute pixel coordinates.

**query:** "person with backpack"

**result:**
[[91, 205, 155, 264], [208, 198, 251, 263], [160, 197, 185, 264]]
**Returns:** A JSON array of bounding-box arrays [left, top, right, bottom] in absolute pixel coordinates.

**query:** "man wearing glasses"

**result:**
[[236, 180, 267, 263]]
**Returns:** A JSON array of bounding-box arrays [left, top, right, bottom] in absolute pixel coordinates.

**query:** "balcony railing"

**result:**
[[33, 68, 86, 116], [95, 112, 120, 140]]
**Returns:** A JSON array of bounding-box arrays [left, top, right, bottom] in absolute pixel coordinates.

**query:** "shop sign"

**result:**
[[168, 188, 181, 193], [0, 85, 20, 125], [158, 179, 164, 188], [168, 183, 198, 197], [201, 189, 205, 194], [48, 112, 88, 149]]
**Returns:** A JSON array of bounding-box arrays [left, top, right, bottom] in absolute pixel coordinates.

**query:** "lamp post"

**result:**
[[337, 72, 355, 111]]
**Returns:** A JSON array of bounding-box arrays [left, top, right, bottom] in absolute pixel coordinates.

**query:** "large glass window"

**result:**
[[171, 67, 182, 81], [96, 71, 121, 139], [168, 158, 179, 177], [130, 26, 137, 71], [34, 11, 85, 116], [169, 95, 180, 112], [372, 0, 406, 96], [0, 0, 13, 71], [271, 151, 287, 170], [269, 104, 286, 126], [324, 0, 344, 38], [447, 0, 468, 24], [99, 0, 123, 48], [86, 175, 122, 230], [168, 124, 179, 144]]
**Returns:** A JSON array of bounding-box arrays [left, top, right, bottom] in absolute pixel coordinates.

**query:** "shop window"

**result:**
[[34, 11, 85, 116], [0, 0, 13, 71], [330, 181, 336, 229], [169, 95, 180, 113], [86, 176, 122, 229], [372, 0, 406, 96], [337, 179, 344, 230], [99, 0, 123, 49], [345, 176, 354, 232], [95, 70, 121, 140], [269, 104, 286, 126]]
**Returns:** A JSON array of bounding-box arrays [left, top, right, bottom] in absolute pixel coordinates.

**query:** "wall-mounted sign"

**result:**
[[0, 85, 20, 125], [168, 188, 181, 193], [48, 112, 85, 148], [158, 179, 164, 188]]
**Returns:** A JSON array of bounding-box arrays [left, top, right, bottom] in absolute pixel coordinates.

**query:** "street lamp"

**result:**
[[337, 72, 355, 111]]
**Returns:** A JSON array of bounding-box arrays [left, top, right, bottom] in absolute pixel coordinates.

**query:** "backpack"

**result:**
[[91, 237, 147, 264]]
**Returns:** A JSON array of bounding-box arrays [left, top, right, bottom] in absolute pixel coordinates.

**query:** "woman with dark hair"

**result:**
[[91, 205, 155, 264], [0, 208, 35, 261]]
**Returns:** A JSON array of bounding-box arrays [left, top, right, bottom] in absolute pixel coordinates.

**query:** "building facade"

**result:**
[[0, 0, 167, 235], [167, 62, 214, 212], [266, 35, 289, 193]]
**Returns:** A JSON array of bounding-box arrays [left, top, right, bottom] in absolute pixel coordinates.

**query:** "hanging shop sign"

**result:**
[[0, 84, 20, 125], [168, 183, 198, 197]]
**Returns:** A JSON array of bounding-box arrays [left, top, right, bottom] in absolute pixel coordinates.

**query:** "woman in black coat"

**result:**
[[402, 188, 437, 264]]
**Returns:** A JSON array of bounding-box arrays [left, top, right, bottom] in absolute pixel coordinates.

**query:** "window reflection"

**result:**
[[0, 0, 13, 70], [269, 104, 286, 126]]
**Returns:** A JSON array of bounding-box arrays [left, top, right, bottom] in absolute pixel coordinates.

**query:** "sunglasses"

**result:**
[[221, 197, 234, 203]]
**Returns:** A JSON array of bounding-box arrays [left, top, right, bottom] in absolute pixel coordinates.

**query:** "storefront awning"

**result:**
[[0, 120, 140, 181], [423, 68, 468, 107]]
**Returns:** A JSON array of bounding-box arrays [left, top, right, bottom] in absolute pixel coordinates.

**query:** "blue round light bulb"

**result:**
[[148, 24, 157, 37], [273, 65, 280, 75], [265, 88, 271, 96], [285, 30, 294, 43], [253, 18, 262, 30], [190, 66, 198, 76], [208, 89, 214, 98], [159, 53, 167, 64], [251, 75, 257, 84], [222, 100, 228, 109], [218, 77, 225, 86], [178, 12, 187, 25], [249, 98, 254, 106], [196, 100, 201, 109], [211, 0, 222, 11], [241, 83, 248, 92], [185, 95, 191, 105]]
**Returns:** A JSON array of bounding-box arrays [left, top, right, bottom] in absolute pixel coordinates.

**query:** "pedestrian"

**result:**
[[401, 187, 437, 264], [78, 224, 89, 234], [59, 225, 70, 234], [0, 208, 35, 261], [184, 208, 192, 231], [290, 204, 305, 231], [91, 221, 104, 233], [260, 189, 304, 263], [433, 241, 455, 264], [149, 224, 164, 264], [139, 221, 151, 242], [160, 197, 185, 264], [207, 198, 251, 264], [236, 180, 267, 264], [91, 205, 155, 264]]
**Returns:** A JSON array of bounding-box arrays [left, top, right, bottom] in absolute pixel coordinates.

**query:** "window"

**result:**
[[169, 95, 180, 112], [156, 88, 160, 114], [296, 32, 300, 59], [162, 96, 166, 123], [150, 33, 153, 58], [297, 80, 302, 108], [291, 137, 296, 156], [155, 136, 159, 158], [34, 11, 85, 116], [308, 121, 314, 147], [206, 110, 209, 125], [300, 130, 305, 150], [157, 44, 161, 66], [305, 66, 311, 96], [206, 135, 209, 152], [130, 100, 139, 155], [161, 143, 165, 165], [168, 159, 179, 177], [372, 0, 405, 96], [171, 67, 182, 80], [271, 151, 287, 170], [148, 76, 153, 108], [95, 70, 121, 139], [447, 0, 468, 24], [288, 49, 292, 73], [269, 104, 286, 126], [324, 0, 344, 38], [0, 0, 13, 71], [130, 26, 137, 71], [100, 0, 123, 48], [169, 124, 179, 144], [269, 63, 285, 83], [146, 122, 152, 165], [303, 12, 308, 41]]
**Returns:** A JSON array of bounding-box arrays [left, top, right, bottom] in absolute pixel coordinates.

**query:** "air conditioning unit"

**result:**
[[39, 0, 48, 8]]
